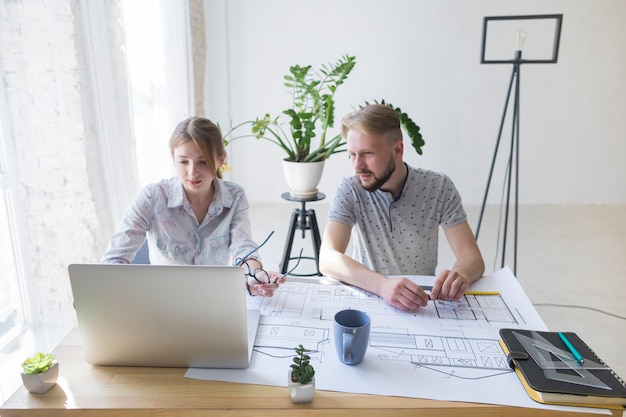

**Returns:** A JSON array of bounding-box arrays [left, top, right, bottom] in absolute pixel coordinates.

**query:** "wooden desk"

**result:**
[[1, 329, 621, 417]]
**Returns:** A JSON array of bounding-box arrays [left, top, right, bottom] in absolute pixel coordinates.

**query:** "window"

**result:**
[[0, 102, 34, 403], [0, 0, 197, 400], [0, 96, 29, 350], [121, 0, 193, 186]]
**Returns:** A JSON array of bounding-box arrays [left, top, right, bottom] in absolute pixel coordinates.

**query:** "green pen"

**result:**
[[558, 332, 584, 364]]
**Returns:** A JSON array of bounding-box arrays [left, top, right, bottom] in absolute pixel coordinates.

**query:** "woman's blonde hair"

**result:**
[[169, 116, 226, 178]]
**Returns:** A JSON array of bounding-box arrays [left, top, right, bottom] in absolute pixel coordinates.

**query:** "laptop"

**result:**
[[68, 263, 260, 368]]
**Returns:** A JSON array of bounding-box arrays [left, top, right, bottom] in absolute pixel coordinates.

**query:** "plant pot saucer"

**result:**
[[288, 189, 319, 199]]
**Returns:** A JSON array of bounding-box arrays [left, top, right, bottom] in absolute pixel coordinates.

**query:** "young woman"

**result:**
[[101, 116, 283, 297]]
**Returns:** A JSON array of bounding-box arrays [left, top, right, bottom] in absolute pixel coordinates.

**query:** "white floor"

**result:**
[[249, 203, 626, 382]]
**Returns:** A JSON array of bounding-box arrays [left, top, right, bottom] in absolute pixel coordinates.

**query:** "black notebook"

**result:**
[[499, 328, 626, 408]]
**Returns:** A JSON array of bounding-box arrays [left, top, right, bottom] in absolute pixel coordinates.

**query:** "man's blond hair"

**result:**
[[341, 104, 402, 143]]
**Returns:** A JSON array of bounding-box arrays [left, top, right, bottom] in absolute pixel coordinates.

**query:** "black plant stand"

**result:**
[[279, 192, 325, 277]]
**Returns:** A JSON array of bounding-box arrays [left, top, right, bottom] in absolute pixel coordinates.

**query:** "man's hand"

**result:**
[[379, 277, 430, 312], [430, 269, 471, 301]]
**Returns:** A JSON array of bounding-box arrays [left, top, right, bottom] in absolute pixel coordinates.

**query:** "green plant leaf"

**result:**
[[225, 55, 356, 161], [361, 100, 425, 156], [21, 352, 55, 374], [290, 344, 316, 384], [219, 55, 424, 163]]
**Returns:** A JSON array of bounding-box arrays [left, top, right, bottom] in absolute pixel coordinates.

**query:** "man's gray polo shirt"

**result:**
[[328, 165, 466, 276]]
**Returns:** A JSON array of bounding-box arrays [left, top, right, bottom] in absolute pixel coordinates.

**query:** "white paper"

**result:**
[[186, 267, 610, 414]]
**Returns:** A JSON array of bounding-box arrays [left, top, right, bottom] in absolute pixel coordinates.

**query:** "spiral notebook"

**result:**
[[499, 328, 626, 408]]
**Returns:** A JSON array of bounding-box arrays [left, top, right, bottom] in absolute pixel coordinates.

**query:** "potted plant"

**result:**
[[288, 344, 316, 403], [222, 54, 425, 198], [223, 54, 355, 198], [20, 352, 59, 394]]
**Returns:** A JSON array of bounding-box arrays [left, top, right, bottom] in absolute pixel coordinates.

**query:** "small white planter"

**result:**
[[288, 369, 315, 403], [282, 160, 325, 198], [21, 361, 59, 394]]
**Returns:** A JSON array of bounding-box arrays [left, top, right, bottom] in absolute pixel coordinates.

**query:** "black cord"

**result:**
[[533, 303, 626, 321]]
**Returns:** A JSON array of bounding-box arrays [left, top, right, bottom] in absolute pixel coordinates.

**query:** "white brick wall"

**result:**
[[1, 0, 204, 329], [0, 0, 108, 327]]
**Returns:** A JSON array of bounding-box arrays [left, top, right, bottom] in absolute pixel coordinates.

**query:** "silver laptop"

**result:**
[[68, 264, 260, 368]]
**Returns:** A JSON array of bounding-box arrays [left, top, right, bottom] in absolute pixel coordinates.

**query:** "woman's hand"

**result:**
[[246, 271, 286, 297]]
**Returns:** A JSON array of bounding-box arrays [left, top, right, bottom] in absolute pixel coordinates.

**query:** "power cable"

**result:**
[[533, 303, 626, 321]]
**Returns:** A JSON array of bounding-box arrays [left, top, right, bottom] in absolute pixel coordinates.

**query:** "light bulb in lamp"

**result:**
[[514, 29, 526, 51]]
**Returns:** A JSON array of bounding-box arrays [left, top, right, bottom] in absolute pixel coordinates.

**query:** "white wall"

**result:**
[[205, 0, 626, 205]]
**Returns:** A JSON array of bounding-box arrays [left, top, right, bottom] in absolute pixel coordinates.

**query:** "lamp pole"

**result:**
[[475, 31, 525, 275]]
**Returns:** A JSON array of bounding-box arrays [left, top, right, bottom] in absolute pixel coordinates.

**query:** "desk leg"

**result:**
[[280, 209, 299, 274]]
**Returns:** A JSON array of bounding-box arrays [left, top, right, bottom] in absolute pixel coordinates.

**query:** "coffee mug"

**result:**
[[334, 309, 371, 365]]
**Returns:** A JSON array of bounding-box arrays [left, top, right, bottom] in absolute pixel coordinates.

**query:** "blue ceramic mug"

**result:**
[[334, 309, 371, 365]]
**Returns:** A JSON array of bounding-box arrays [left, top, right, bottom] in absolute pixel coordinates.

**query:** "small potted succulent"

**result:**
[[20, 352, 59, 394], [288, 344, 316, 403]]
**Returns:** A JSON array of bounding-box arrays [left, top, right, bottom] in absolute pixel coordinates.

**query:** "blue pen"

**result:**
[[558, 332, 584, 364]]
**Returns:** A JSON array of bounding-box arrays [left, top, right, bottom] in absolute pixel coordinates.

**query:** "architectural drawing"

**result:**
[[254, 321, 329, 363], [186, 268, 555, 410], [254, 280, 517, 373], [371, 331, 509, 370], [260, 280, 517, 323]]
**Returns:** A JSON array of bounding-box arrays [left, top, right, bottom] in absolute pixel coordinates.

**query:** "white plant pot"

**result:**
[[21, 361, 59, 394], [288, 369, 315, 403], [282, 160, 325, 198]]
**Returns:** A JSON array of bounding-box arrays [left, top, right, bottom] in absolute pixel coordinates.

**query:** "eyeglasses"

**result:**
[[234, 230, 275, 267], [234, 231, 303, 284]]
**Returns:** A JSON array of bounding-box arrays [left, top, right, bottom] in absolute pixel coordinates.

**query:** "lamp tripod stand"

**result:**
[[475, 50, 523, 275]]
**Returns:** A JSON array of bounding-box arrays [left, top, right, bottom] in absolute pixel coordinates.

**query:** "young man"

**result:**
[[319, 104, 484, 312]]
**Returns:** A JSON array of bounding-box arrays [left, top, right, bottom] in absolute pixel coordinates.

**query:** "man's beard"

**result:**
[[357, 159, 396, 192]]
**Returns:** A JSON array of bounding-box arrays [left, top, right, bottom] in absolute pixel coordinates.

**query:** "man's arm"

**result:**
[[319, 221, 382, 291], [319, 220, 429, 311], [430, 221, 485, 301]]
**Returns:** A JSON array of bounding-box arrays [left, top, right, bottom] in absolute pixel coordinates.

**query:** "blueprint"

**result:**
[[186, 267, 608, 414], [255, 279, 514, 376]]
